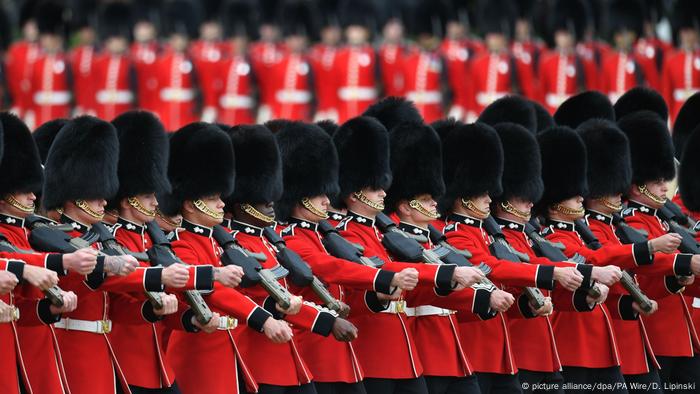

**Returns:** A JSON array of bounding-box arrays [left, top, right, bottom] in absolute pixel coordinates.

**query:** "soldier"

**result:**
[[191, 0, 227, 123], [510, 0, 546, 78], [634, 1, 673, 82], [538, 0, 598, 114], [377, 5, 408, 98], [131, 0, 161, 114], [5, 0, 40, 119], [68, 1, 97, 117], [310, 0, 341, 122], [250, 0, 285, 123], [161, 122, 293, 394], [91, 2, 136, 121]]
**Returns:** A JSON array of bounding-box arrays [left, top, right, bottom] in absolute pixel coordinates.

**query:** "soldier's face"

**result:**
[[554, 31, 574, 49], [346, 26, 369, 45], [183, 195, 225, 227], [556, 196, 585, 218], [0, 192, 36, 218], [122, 193, 158, 224], [156, 212, 182, 232], [67, 199, 107, 225], [497, 198, 533, 223], [633, 180, 668, 209], [293, 195, 330, 222], [398, 194, 438, 225], [467, 194, 492, 219], [134, 22, 156, 43]]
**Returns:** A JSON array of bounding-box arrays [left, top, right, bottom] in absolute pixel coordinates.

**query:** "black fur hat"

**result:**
[[672, 92, 700, 159], [478, 0, 516, 35], [315, 119, 339, 137], [281, 0, 318, 39], [493, 122, 543, 203], [33, 119, 68, 164], [0, 113, 43, 196], [42, 116, 120, 210], [385, 122, 445, 213], [226, 124, 283, 205], [339, 0, 375, 29], [164, 122, 235, 215], [538, 126, 588, 210], [577, 119, 632, 198], [608, 0, 644, 37], [478, 95, 537, 134], [678, 125, 700, 211], [265, 119, 294, 134], [36, 0, 67, 36], [617, 110, 676, 185], [223, 0, 256, 38], [550, 0, 591, 40], [333, 116, 392, 204], [275, 122, 340, 221], [98, 1, 132, 40], [412, 0, 450, 37], [111, 111, 171, 202], [614, 87, 668, 123], [672, 0, 700, 33], [431, 118, 463, 143], [531, 100, 555, 132], [162, 0, 202, 38], [554, 91, 615, 128], [439, 122, 503, 213], [362, 97, 424, 132]]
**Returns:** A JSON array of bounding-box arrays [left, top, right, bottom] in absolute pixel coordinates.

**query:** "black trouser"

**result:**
[[517, 370, 564, 394], [656, 355, 700, 393], [128, 383, 182, 394], [252, 383, 317, 394], [624, 370, 663, 394], [424, 375, 481, 394], [363, 376, 429, 394], [314, 381, 367, 394], [474, 372, 523, 394], [561, 366, 628, 394]]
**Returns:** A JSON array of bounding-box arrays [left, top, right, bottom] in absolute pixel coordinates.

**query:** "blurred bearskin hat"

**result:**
[[411, 0, 450, 37], [577, 119, 632, 198], [617, 111, 676, 185], [477, 0, 516, 36], [363, 97, 424, 132], [608, 0, 644, 37], [339, 0, 375, 30], [36, 0, 68, 36], [98, 1, 132, 40], [493, 122, 543, 203], [281, 0, 318, 39], [678, 125, 700, 211], [554, 91, 615, 129], [672, 92, 700, 159], [223, 0, 256, 38], [550, 0, 591, 41], [614, 87, 668, 123], [478, 95, 537, 134], [537, 126, 588, 210], [162, 0, 202, 38], [0, 113, 42, 196], [33, 119, 68, 164]]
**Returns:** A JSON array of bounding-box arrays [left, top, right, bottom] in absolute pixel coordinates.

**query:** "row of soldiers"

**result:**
[[4, 0, 700, 131], [2, 85, 700, 394]]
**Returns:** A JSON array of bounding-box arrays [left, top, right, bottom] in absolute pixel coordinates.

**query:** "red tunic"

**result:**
[[27, 53, 72, 129], [213, 55, 255, 125], [68, 45, 97, 115], [130, 41, 160, 113], [309, 43, 339, 121], [537, 50, 599, 113], [190, 40, 226, 122], [401, 50, 444, 123], [334, 45, 378, 123], [4, 41, 39, 117], [250, 41, 285, 122], [378, 43, 407, 97], [153, 51, 198, 131], [268, 53, 313, 121], [661, 49, 700, 124], [439, 39, 472, 121], [599, 51, 659, 103], [91, 54, 135, 121]]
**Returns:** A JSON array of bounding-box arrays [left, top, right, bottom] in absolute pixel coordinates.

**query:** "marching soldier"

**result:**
[[68, 1, 97, 117], [310, 0, 342, 122], [511, 0, 546, 77], [131, 1, 161, 114], [250, 0, 285, 123], [191, 0, 227, 123], [5, 0, 40, 119], [377, 8, 408, 98]]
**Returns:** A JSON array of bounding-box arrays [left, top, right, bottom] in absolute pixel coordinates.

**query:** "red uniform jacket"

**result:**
[[28, 53, 72, 128], [250, 41, 285, 122], [334, 45, 378, 123], [309, 43, 339, 120], [269, 53, 313, 121], [621, 201, 700, 358], [169, 219, 273, 394], [68, 45, 96, 115], [91, 54, 135, 120], [599, 51, 659, 103], [443, 213, 555, 374], [213, 55, 256, 125], [661, 49, 700, 124], [401, 50, 445, 123], [153, 50, 199, 131], [130, 41, 160, 113], [0, 259, 27, 394], [439, 39, 472, 121], [229, 220, 336, 386], [537, 50, 598, 113], [511, 40, 545, 75], [5, 41, 39, 116], [190, 40, 226, 121], [378, 43, 407, 97]]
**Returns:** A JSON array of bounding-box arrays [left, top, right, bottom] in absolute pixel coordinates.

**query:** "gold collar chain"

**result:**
[[241, 203, 275, 224], [500, 201, 530, 220], [409, 199, 439, 219], [193, 199, 224, 220], [128, 197, 156, 217], [597, 197, 622, 212], [638, 185, 666, 205], [354, 191, 384, 211], [75, 200, 104, 219], [553, 203, 585, 217], [5, 195, 34, 214], [301, 198, 329, 219], [461, 198, 488, 218]]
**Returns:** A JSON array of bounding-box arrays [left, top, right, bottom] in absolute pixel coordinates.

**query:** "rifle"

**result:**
[[317, 220, 385, 268], [664, 200, 698, 233], [611, 213, 649, 244], [482, 216, 546, 309], [426, 223, 495, 287], [262, 227, 342, 312], [374, 213, 450, 266], [91, 223, 164, 309], [574, 219, 654, 313], [656, 205, 700, 254], [145, 220, 213, 324], [211, 225, 292, 309]]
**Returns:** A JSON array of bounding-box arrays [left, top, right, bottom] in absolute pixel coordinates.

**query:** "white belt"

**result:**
[[54, 318, 112, 334], [96, 90, 134, 104], [674, 88, 700, 101], [406, 91, 442, 104], [160, 88, 195, 102], [545, 93, 571, 108], [33, 91, 71, 105], [275, 89, 312, 104], [218, 316, 238, 330], [412, 305, 455, 317], [379, 300, 416, 315], [693, 298, 700, 308], [476, 91, 507, 106], [219, 94, 254, 108], [338, 86, 377, 101]]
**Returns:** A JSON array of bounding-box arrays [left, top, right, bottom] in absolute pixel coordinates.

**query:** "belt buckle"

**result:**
[[395, 300, 406, 314], [101, 320, 111, 334], [11, 307, 19, 321]]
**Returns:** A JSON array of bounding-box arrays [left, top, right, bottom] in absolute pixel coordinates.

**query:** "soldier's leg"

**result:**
[[474, 372, 495, 394], [393, 376, 429, 394], [362, 378, 396, 394], [286, 383, 318, 394], [588, 367, 628, 394], [560, 366, 591, 394], [663, 355, 700, 393], [314, 382, 367, 394], [488, 373, 523, 394], [536, 371, 565, 394], [624, 370, 663, 394], [424, 376, 452, 394], [444, 375, 481, 394], [520, 370, 565, 394]]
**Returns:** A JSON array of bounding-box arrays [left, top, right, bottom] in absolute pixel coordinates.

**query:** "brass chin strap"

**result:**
[[241, 203, 275, 224], [301, 198, 329, 219], [4, 195, 35, 213], [500, 201, 530, 220], [552, 203, 585, 218], [75, 200, 104, 219], [461, 198, 488, 218], [156, 209, 181, 228], [354, 191, 385, 211], [193, 199, 224, 220], [128, 197, 156, 217], [638, 185, 666, 205], [409, 199, 439, 219], [597, 197, 623, 212]]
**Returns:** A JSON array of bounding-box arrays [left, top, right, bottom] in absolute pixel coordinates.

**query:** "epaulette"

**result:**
[[336, 216, 352, 231], [443, 222, 458, 234], [110, 222, 123, 235], [280, 224, 296, 237], [170, 228, 184, 241], [621, 207, 637, 218]]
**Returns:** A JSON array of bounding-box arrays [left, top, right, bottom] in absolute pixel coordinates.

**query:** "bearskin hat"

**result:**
[[281, 0, 318, 39], [672, 92, 700, 159], [42, 116, 119, 210], [0, 113, 43, 197], [678, 125, 700, 211], [333, 116, 392, 205], [493, 122, 543, 203], [162, 122, 235, 215], [226, 124, 283, 205], [617, 110, 676, 185], [315, 119, 339, 137], [162, 0, 202, 38], [265, 119, 294, 134], [412, 0, 450, 37], [98, 1, 132, 40], [223, 0, 256, 38], [672, 0, 700, 33], [614, 87, 668, 123], [478, 0, 516, 35], [478, 95, 537, 134], [36, 0, 67, 35], [339, 0, 375, 29], [577, 119, 632, 198], [554, 91, 615, 128], [431, 118, 463, 144], [550, 0, 591, 40], [33, 119, 68, 164], [608, 0, 644, 37], [538, 126, 588, 210], [531, 100, 555, 132], [385, 122, 445, 213], [111, 111, 171, 203], [363, 97, 424, 133], [439, 122, 503, 214], [275, 122, 340, 221]]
